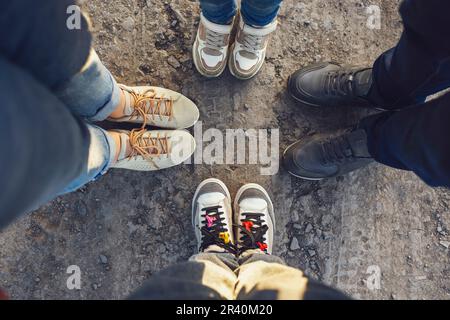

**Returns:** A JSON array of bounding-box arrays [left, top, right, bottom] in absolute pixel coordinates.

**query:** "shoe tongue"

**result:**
[[353, 69, 373, 98], [240, 198, 267, 213], [204, 245, 227, 253]]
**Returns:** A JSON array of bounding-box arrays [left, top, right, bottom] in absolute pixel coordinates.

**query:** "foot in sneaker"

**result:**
[[193, 13, 233, 78], [110, 129, 195, 171], [234, 183, 275, 255], [108, 85, 199, 129], [282, 128, 374, 180], [229, 17, 277, 80], [192, 178, 236, 254], [288, 62, 374, 108]]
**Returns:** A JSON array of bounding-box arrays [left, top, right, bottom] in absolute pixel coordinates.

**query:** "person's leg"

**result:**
[[1, 1, 199, 127], [193, 1, 235, 77], [240, 0, 283, 27], [359, 92, 450, 187], [368, 0, 450, 108], [129, 253, 238, 300], [232, 184, 348, 299], [288, 0, 450, 109], [228, 0, 282, 80], [235, 251, 348, 300], [130, 178, 239, 300], [0, 57, 113, 229], [199, 0, 237, 25]]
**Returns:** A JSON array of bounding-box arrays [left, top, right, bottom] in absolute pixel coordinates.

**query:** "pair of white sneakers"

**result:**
[[192, 178, 275, 256], [108, 85, 199, 171], [193, 13, 278, 80]]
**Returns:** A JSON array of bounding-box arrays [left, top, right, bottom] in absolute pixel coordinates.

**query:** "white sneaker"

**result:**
[[192, 178, 236, 254], [111, 129, 195, 171], [108, 85, 199, 129], [229, 17, 278, 80], [234, 183, 275, 255], [193, 13, 233, 78]]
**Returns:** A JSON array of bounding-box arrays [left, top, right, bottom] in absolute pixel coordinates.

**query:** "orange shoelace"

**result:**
[[126, 88, 174, 128], [127, 128, 171, 169]]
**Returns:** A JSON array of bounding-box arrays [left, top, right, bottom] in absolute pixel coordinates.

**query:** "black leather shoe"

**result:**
[[283, 129, 374, 180], [288, 62, 373, 108]]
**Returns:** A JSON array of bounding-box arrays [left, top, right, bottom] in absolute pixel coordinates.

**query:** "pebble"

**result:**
[[99, 254, 108, 264], [308, 249, 316, 257], [305, 223, 313, 233], [293, 223, 302, 230], [167, 55, 181, 69], [290, 237, 300, 251], [122, 17, 135, 32], [439, 241, 450, 249]]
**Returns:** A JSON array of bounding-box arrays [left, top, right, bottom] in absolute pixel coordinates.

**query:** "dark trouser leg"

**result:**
[[367, 0, 450, 109], [360, 92, 450, 187]]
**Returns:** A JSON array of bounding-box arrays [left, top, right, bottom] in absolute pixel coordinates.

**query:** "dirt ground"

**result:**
[[1, 0, 450, 300]]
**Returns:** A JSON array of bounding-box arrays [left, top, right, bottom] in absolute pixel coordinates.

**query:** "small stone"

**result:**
[[293, 223, 302, 230], [99, 254, 108, 264], [292, 211, 299, 222], [167, 56, 181, 69], [92, 283, 98, 290], [439, 241, 450, 249], [308, 249, 316, 257], [122, 17, 135, 32], [35, 277, 40, 283], [305, 223, 313, 233], [290, 237, 300, 251]]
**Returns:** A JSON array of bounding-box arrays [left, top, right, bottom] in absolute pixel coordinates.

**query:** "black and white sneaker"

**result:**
[[234, 184, 275, 255], [192, 178, 236, 254]]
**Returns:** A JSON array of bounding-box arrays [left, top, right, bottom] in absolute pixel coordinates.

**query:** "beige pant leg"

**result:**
[[234, 251, 309, 300]]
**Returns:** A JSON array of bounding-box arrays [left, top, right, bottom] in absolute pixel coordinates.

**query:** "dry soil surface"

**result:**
[[1, 0, 450, 300]]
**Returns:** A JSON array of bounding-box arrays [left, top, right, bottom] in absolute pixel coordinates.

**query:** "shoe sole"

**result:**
[[233, 183, 276, 234], [228, 43, 263, 80], [191, 178, 232, 229]]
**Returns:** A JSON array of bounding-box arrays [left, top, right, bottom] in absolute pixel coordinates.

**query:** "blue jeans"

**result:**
[[199, 0, 283, 26], [0, 1, 120, 228]]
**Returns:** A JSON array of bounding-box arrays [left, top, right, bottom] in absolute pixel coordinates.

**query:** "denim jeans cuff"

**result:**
[[88, 73, 121, 122]]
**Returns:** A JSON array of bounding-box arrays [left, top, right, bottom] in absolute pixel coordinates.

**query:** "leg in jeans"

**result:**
[[368, 0, 450, 108], [241, 0, 283, 27], [199, 0, 237, 25], [0, 1, 117, 228], [0, 57, 111, 229]]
